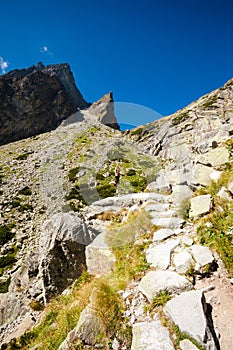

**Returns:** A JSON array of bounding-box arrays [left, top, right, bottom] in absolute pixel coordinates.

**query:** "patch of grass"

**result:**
[[106, 210, 155, 287], [15, 153, 29, 161], [0, 278, 11, 293], [0, 246, 18, 272], [18, 186, 32, 196], [68, 167, 79, 182], [226, 138, 233, 158], [11, 197, 21, 208], [178, 199, 191, 219], [0, 223, 15, 245], [0, 174, 4, 184], [129, 126, 144, 136], [18, 204, 33, 212], [195, 160, 233, 276], [29, 300, 45, 312], [202, 95, 218, 108], [171, 111, 189, 126], [150, 290, 172, 309], [8, 272, 95, 350]]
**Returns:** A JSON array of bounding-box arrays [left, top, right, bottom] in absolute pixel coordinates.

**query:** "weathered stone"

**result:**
[[153, 228, 175, 242], [84, 192, 169, 218], [146, 239, 180, 270], [58, 304, 102, 349], [86, 231, 116, 276], [196, 147, 229, 166], [216, 186, 232, 201], [145, 203, 170, 212], [38, 212, 100, 300], [180, 339, 199, 350], [181, 236, 193, 246], [151, 217, 184, 228], [191, 164, 216, 187], [131, 318, 175, 350], [138, 271, 193, 302], [189, 194, 212, 218], [189, 245, 214, 267], [228, 182, 233, 195], [173, 251, 194, 274], [170, 185, 193, 204], [88, 92, 120, 130], [164, 290, 218, 349]]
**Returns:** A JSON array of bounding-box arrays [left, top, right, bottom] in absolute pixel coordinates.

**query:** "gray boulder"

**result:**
[[85, 231, 116, 276], [151, 217, 184, 229], [153, 228, 176, 242], [146, 239, 180, 270], [38, 212, 100, 300], [138, 270, 193, 302], [173, 251, 194, 274], [58, 304, 102, 349], [189, 194, 212, 218], [131, 318, 175, 350], [189, 245, 214, 268], [164, 290, 218, 349]]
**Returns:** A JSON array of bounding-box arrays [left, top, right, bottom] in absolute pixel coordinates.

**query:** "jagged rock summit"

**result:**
[[0, 62, 90, 145]]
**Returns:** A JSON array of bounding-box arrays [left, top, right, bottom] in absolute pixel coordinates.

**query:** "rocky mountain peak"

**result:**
[[0, 62, 90, 145], [87, 91, 119, 130]]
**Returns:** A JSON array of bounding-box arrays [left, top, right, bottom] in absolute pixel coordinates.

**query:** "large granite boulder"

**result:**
[[131, 318, 175, 350], [38, 212, 100, 300], [164, 290, 219, 349]]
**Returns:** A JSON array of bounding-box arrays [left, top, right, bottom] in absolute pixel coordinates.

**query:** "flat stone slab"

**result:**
[[150, 209, 177, 219], [84, 192, 170, 218], [153, 228, 175, 242], [146, 239, 180, 270], [174, 251, 194, 274], [131, 319, 175, 350], [164, 290, 217, 349], [170, 185, 193, 204], [189, 245, 214, 267], [180, 339, 199, 350], [145, 203, 170, 212], [189, 194, 212, 218], [151, 217, 184, 228], [196, 147, 229, 167], [86, 232, 116, 276], [138, 270, 193, 302]]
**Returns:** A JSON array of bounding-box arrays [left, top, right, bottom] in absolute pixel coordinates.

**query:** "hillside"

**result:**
[[0, 69, 233, 349]]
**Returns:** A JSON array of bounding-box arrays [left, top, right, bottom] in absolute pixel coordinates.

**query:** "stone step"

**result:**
[[151, 217, 184, 228], [145, 203, 170, 212], [149, 209, 177, 219]]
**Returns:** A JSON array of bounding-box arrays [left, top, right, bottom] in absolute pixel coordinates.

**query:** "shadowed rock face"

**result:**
[[0, 62, 89, 145]]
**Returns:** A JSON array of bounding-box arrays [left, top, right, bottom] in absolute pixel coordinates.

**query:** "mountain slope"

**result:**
[[0, 72, 233, 349]]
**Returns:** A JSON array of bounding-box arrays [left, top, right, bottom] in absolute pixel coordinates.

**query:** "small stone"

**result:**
[[181, 236, 193, 246]]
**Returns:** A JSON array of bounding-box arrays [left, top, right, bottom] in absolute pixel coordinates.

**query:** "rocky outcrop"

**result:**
[[38, 212, 100, 301], [164, 290, 219, 349], [0, 62, 89, 145], [88, 92, 120, 130]]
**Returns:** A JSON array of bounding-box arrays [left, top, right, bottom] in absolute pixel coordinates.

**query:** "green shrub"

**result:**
[[18, 186, 32, 196], [0, 278, 11, 293], [0, 224, 15, 245], [171, 111, 189, 126], [179, 199, 191, 219], [19, 204, 33, 212], [16, 153, 29, 161], [68, 167, 79, 182], [11, 197, 21, 208], [29, 300, 45, 311]]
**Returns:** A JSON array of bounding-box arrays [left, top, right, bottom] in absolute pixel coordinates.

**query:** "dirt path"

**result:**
[[195, 254, 233, 350]]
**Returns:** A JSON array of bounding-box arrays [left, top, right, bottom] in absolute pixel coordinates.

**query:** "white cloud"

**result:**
[[0, 57, 9, 74], [40, 46, 48, 53]]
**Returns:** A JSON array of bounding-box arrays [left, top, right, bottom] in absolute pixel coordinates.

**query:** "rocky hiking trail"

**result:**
[[57, 190, 233, 350]]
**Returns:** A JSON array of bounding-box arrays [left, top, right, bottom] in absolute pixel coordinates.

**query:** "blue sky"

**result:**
[[1, 0, 233, 126]]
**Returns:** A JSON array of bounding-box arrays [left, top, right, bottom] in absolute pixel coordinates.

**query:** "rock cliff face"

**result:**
[[0, 62, 89, 145]]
